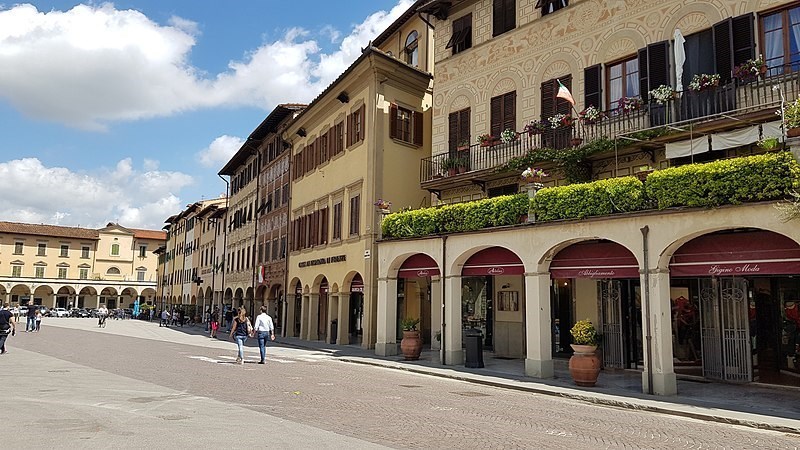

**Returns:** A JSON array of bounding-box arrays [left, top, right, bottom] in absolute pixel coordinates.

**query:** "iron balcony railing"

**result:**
[[420, 70, 800, 184]]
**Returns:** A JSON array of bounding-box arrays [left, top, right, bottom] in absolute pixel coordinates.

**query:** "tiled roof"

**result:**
[[0, 221, 99, 240], [131, 229, 167, 240]]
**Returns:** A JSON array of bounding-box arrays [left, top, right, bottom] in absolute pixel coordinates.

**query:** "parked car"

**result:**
[[70, 308, 90, 318], [39, 306, 50, 317], [18, 307, 28, 316], [52, 307, 69, 318]]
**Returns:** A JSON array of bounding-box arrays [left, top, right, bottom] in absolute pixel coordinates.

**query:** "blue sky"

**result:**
[[0, 0, 411, 229]]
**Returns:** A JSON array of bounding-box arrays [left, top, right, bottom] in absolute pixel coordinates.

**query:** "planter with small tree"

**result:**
[[568, 319, 601, 387], [400, 317, 422, 360], [784, 96, 800, 138]]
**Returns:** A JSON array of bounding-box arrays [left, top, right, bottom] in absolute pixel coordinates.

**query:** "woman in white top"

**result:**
[[253, 305, 275, 364]]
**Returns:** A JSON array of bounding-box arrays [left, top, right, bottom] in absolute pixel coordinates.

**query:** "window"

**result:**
[[35, 266, 44, 278], [14, 242, 23, 254], [333, 202, 343, 240], [60, 245, 69, 257], [111, 243, 120, 256], [347, 105, 366, 147], [447, 14, 472, 54], [448, 108, 471, 153], [493, 0, 516, 37], [107, 267, 120, 275], [490, 91, 516, 139], [405, 31, 419, 67], [349, 195, 361, 237], [80, 268, 88, 280], [761, 7, 799, 76], [333, 122, 345, 156], [537, 0, 568, 16], [280, 236, 286, 259], [540, 77, 573, 148], [37, 243, 46, 256], [12, 265, 21, 277], [58, 267, 67, 279], [607, 57, 640, 109], [272, 239, 279, 261], [139, 245, 147, 258], [137, 270, 145, 281], [390, 105, 424, 146]]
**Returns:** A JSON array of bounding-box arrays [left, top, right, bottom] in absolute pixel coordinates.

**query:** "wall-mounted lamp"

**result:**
[[336, 91, 349, 103], [297, 128, 307, 137]]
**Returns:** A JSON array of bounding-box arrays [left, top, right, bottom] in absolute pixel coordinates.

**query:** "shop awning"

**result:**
[[462, 247, 524, 276], [670, 230, 800, 276], [350, 274, 364, 293], [550, 241, 639, 279], [398, 253, 440, 278]]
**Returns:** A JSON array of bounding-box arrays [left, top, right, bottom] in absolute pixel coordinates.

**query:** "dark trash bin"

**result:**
[[330, 320, 337, 344], [465, 327, 484, 368]]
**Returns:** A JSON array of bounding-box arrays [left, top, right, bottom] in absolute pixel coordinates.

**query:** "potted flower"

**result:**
[[648, 85, 675, 105], [757, 136, 780, 151], [784, 96, 800, 138], [441, 157, 458, 176], [374, 199, 391, 212], [456, 139, 470, 152], [523, 120, 547, 136], [579, 105, 604, 125], [733, 55, 767, 84], [688, 73, 721, 92], [521, 167, 548, 185], [500, 128, 518, 144], [568, 319, 601, 387], [477, 133, 495, 147], [400, 317, 422, 360], [455, 155, 469, 174], [617, 96, 643, 113], [547, 113, 574, 129]]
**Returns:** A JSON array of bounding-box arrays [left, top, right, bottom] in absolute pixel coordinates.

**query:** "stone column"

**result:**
[[524, 272, 554, 378], [430, 278, 442, 351], [327, 293, 337, 344], [641, 269, 678, 395], [337, 292, 351, 346], [284, 294, 297, 337], [375, 278, 397, 356], [299, 294, 310, 340], [308, 293, 319, 341], [443, 275, 462, 365]]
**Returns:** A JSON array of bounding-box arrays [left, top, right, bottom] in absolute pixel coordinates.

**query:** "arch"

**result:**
[[245, 287, 254, 300], [33, 285, 53, 297], [255, 285, 268, 300], [234, 288, 244, 299], [343, 271, 364, 293], [461, 246, 524, 276], [404, 30, 419, 66], [106, 267, 121, 275], [140, 287, 156, 298], [121, 287, 138, 297], [595, 28, 647, 66], [79, 286, 97, 296], [662, 2, 726, 42], [549, 239, 640, 278], [450, 244, 527, 276], [100, 287, 118, 296], [0, 284, 6, 297], [667, 229, 800, 277], [224, 288, 233, 301], [204, 286, 212, 300], [389, 253, 441, 279], [312, 274, 328, 292], [268, 284, 282, 299]]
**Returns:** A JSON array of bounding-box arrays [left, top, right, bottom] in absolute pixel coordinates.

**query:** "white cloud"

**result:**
[[0, 157, 194, 229], [197, 135, 245, 168], [0, 1, 414, 130]]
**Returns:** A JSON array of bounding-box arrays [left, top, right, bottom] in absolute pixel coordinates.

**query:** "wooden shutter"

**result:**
[[359, 104, 366, 142], [540, 79, 555, 119], [502, 91, 516, 132], [584, 64, 602, 109], [638, 47, 649, 101], [346, 113, 353, 147], [732, 13, 755, 67], [503, 0, 515, 34], [448, 111, 459, 152], [713, 18, 734, 84], [492, 0, 503, 36], [321, 207, 328, 244], [390, 104, 398, 139], [459, 109, 470, 145], [490, 95, 503, 138], [413, 110, 423, 146], [647, 41, 670, 92]]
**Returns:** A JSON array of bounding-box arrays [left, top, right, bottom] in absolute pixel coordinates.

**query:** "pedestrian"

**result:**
[[229, 306, 253, 365], [26, 303, 36, 332], [11, 305, 19, 323], [210, 307, 220, 338], [178, 309, 184, 327], [205, 308, 211, 332], [97, 305, 108, 328], [160, 309, 170, 327], [0, 303, 15, 354], [149, 308, 154, 321], [253, 305, 276, 364], [35, 307, 43, 332], [225, 307, 233, 332]]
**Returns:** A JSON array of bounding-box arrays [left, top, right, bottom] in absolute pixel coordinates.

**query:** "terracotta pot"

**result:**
[[569, 344, 600, 387], [570, 138, 584, 147], [788, 128, 800, 138], [400, 330, 422, 360], [457, 165, 467, 174], [447, 168, 457, 176]]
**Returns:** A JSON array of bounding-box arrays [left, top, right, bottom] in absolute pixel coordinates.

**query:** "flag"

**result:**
[[556, 79, 575, 106]]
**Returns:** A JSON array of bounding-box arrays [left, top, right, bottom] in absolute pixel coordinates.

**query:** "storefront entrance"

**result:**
[[318, 279, 328, 342], [349, 274, 364, 345]]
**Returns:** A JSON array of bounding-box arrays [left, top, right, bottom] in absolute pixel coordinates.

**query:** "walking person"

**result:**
[[253, 306, 276, 364], [11, 305, 19, 323], [26, 303, 36, 332], [97, 305, 108, 328], [229, 307, 253, 365], [210, 307, 220, 338], [35, 307, 43, 332], [0, 303, 16, 354], [160, 309, 170, 327], [225, 307, 233, 332]]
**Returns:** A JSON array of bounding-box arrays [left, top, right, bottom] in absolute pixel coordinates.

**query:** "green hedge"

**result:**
[[644, 151, 800, 209], [532, 176, 646, 221]]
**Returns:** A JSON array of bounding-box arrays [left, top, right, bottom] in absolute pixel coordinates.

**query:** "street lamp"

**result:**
[[194, 277, 204, 325]]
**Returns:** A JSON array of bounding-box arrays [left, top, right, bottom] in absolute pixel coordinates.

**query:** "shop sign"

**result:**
[[487, 267, 505, 275], [416, 269, 430, 277], [578, 269, 617, 278], [707, 264, 761, 276], [298, 255, 346, 268]]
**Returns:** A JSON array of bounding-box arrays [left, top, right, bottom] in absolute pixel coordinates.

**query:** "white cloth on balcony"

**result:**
[[666, 120, 784, 158], [674, 29, 686, 92], [665, 135, 709, 158]]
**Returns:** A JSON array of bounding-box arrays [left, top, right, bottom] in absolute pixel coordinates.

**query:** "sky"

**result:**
[[0, 0, 413, 230]]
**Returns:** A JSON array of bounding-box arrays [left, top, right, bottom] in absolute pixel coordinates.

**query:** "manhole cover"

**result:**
[[451, 391, 490, 397], [399, 384, 422, 388]]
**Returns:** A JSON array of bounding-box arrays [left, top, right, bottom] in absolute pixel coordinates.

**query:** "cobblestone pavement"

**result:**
[[10, 320, 800, 449]]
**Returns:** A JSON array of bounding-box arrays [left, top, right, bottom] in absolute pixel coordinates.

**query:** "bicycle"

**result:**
[[98, 314, 107, 328]]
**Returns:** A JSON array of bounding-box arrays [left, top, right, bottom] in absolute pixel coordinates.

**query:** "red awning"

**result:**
[[398, 253, 440, 278], [550, 241, 639, 279], [462, 247, 524, 276], [670, 230, 800, 277], [350, 274, 364, 292]]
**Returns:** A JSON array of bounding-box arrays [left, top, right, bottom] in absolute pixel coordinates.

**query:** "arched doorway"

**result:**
[[668, 229, 800, 385], [101, 288, 118, 309], [397, 254, 440, 348], [348, 274, 364, 346], [56, 286, 76, 309], [269, 284, 283, 334], [317, 278, 329, 342], [10, 284, 31, 306], [293, 281, 302, 337], [549, 239, 641, 369], [461, 247, 525, 357]]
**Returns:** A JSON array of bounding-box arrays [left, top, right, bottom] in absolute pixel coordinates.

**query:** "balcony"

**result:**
[[421, 71, 800, 189]]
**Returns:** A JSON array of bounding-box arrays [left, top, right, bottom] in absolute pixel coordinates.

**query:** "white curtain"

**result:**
[[666, 136, 709, 158], [674, 29, 686, 92], [764, 14, 784, 74]]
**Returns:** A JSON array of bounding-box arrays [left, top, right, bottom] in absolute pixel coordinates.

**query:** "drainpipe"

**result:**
[[251, 150, 261, 319], [218, 174, 230, 328], [640, 225, 654, 395], [440, 234, 447, 365]]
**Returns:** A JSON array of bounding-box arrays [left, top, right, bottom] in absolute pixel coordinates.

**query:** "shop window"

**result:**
[[493, 0, 516, 37], [447, 14, 472, 55]]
